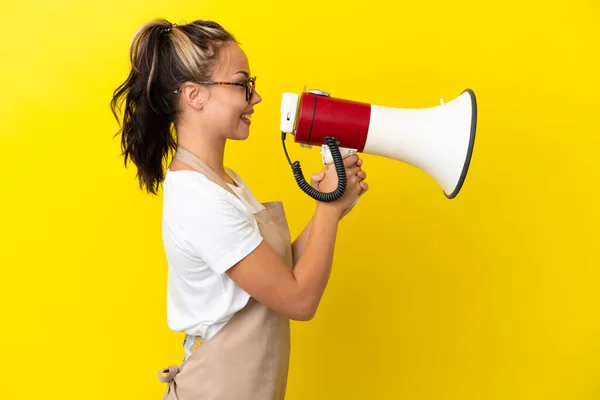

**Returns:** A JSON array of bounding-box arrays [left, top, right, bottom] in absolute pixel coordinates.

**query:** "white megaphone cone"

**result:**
[[279, 88, 477, 201]]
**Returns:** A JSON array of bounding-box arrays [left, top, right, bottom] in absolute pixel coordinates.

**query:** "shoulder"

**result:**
[[162, 169, 258, 240], [163, 169, 249, 217], [162, 169, 263, 274]]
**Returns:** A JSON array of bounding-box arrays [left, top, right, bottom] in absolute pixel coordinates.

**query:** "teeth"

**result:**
[[241, 113, 252, 119]]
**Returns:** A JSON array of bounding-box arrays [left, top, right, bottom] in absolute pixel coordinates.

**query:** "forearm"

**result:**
[[291, 217, 313, 266], [292, 203, 342, 318]]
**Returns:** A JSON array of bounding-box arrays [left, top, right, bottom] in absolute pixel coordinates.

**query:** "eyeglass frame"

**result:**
[[174, 76, 256, 102]]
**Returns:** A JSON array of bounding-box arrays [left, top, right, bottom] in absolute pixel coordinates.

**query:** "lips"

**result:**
[[240, 110, 254, 125]]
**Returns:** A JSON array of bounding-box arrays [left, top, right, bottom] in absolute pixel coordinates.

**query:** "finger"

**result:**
[[356, 158, 363, 167], [357, 171, 366, 181], [359, 181, 369, 195], [310, 171, 325, 188], [314, 170, 325, 181], [345, 166, 361, 178], [350, 175, 362, 191], [342, 154, 359, 168]]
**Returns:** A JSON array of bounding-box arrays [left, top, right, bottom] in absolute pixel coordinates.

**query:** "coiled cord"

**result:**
[[281, 133, 347, 202]]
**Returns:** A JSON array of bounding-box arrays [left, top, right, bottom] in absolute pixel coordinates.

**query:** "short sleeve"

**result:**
[[180, 190, 263, 275]]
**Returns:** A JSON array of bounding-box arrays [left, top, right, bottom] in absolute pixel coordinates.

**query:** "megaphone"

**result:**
[[279, 88, 477, 201]]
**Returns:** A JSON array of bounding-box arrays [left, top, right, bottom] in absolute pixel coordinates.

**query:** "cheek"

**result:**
[[206, 103, 240, 123], [204, 95, 247, 131], [224, 104, 247, 125]]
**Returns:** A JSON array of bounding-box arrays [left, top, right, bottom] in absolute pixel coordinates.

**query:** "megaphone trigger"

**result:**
[[321, 145, 357, 165]]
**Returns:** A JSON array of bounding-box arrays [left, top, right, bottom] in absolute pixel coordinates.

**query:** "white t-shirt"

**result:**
[[161, 167, 265, 340]]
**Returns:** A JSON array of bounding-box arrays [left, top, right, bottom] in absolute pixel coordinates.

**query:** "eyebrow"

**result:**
[[234, 70, 250, 78]]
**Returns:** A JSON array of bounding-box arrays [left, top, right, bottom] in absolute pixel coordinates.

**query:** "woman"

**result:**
[[110, 18, 368, 399]]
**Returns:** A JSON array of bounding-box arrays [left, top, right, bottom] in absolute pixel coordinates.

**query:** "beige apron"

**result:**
[[158, 146, 293, 400]]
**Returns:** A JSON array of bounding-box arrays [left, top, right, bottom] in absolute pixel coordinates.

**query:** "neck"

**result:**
[[174, 124, 230, 182]]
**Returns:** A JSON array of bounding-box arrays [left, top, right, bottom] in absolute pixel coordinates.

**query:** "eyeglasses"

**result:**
[[195, 76, 256, 101]]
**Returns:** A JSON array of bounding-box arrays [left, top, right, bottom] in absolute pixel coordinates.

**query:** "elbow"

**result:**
[[290, 308, 316, 321], [289, 295, 318, 321], [277, 281, 320, 321], [293, 309, 316, 321]]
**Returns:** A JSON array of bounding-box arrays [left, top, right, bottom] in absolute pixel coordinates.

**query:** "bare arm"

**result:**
[[226, 154, 367, 321], [290, 158, 366, 266], [291, 217, 313, 267], [226, 203, 341, 320]]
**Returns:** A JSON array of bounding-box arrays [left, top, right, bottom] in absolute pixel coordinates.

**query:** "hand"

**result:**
[[310, 154, 368, 218]]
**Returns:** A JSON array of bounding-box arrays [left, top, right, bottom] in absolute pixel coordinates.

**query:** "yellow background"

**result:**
[[1, 0, 599, 399]]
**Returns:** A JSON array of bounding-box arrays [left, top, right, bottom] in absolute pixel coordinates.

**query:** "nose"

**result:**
[[251, 90, 262, 105]]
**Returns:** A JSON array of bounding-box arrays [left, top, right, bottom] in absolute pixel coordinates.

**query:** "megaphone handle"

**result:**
[[321, 144, 360, 210], [282, 134, 347, 202]]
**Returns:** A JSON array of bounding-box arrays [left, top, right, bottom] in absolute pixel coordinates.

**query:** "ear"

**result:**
[[179, 82, 210, 110]]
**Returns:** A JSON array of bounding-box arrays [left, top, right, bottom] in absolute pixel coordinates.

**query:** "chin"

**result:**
[[232, 123, 251, 140], [231, 134, 250, 141]]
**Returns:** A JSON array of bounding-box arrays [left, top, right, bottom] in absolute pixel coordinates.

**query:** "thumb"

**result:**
[[310, 171, 325, 188], [312, 170, 325, 182]]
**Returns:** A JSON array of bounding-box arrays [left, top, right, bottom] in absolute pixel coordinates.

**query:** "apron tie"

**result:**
[[158, 366, 180, 383]]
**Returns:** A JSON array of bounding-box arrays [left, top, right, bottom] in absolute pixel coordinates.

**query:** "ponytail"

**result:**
[[110, 19, 179, 195]]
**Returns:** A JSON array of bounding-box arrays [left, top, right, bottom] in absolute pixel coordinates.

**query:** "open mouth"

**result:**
[[240, 112, 253, 125]]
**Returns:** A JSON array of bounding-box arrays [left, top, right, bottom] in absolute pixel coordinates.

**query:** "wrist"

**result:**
[[315, 202, 344, 222]]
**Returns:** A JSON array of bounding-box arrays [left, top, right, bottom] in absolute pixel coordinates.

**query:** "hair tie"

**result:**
[[163, 22, 177, 34]]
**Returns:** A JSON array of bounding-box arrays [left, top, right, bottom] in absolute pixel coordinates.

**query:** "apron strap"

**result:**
[[173, 146, 238, 199], [158, 365, 180, 383]]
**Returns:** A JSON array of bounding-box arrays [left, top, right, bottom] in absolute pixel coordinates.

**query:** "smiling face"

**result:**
[[199, 41, 262, 141]]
